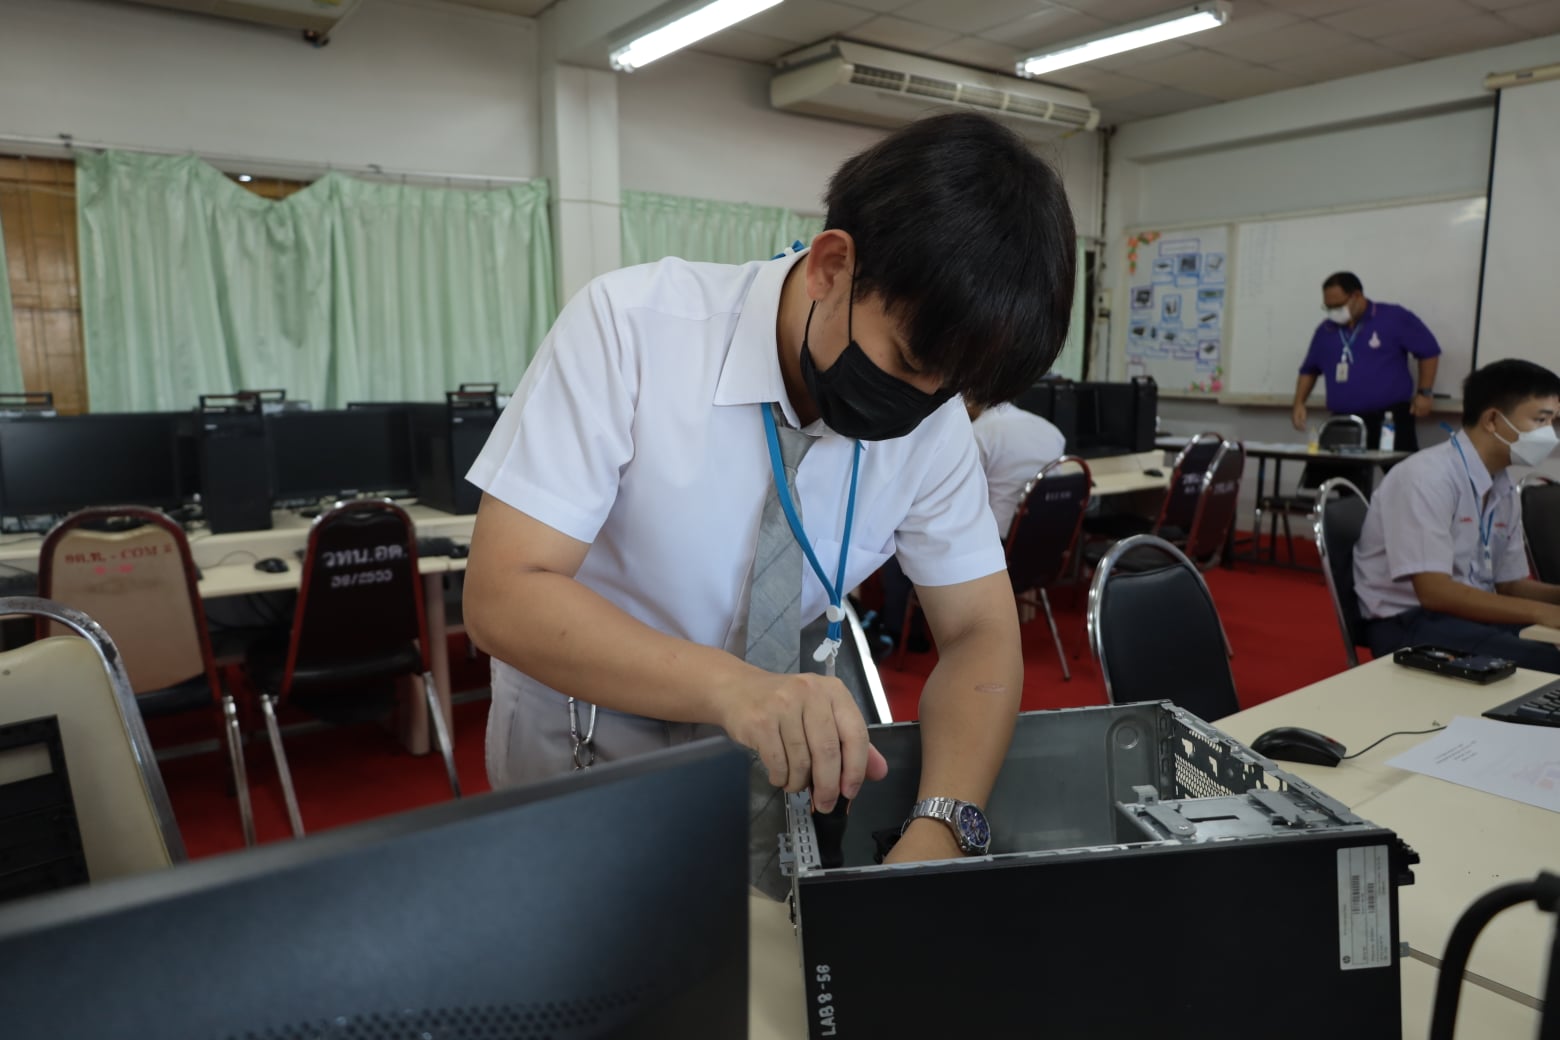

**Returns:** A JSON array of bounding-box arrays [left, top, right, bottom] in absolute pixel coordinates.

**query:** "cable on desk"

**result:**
[[210, 550, 259, 568], [1340, 725, 1446, 760]]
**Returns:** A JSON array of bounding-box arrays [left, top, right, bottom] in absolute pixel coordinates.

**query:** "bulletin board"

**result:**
[[1120, 225, 1231, 395]]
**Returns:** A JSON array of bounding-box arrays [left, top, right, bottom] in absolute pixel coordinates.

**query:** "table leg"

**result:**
[[1248, 456, 1267, 562], [1268, 459, 1284, 563]]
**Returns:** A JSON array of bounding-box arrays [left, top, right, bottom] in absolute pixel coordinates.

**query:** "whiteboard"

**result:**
[[1119, 226, 1230, 394], [1227, 196, 1488, 398], [1477, 79, 1560, 369]]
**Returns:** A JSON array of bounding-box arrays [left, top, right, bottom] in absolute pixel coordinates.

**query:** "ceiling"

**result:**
[[478, 0, 1557, 124]]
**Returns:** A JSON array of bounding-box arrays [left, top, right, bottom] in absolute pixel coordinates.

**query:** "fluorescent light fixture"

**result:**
[[1017, 2, 1231, 79], [237, 174, 253, 182], [610, 0, 784, 72]]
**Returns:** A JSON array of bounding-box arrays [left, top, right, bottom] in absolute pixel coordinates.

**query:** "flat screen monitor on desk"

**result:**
[[0, 412, 186, 520], [0, 739, 752, 1040], [267, 408, 414, 502]]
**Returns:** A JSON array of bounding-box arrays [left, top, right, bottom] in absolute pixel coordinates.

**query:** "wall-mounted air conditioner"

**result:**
[[772, 39, 1100, 137], [112, 0, 365, 39]]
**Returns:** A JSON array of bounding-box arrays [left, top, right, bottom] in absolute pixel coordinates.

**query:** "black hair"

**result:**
[[1462, 359, 1560, 426], [1322, 271, 1363, 296], [823, 112, 1076, 407]]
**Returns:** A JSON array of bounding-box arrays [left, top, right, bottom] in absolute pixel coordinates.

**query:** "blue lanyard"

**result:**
[[1337, 325, 1360, 364], [761, 405, 861, 658], [1449, 431, 1497, 563]]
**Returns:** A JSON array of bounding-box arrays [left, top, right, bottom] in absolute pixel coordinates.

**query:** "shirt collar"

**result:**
[[1450, 431, 1506, 500], [713, 249, 806, 427]]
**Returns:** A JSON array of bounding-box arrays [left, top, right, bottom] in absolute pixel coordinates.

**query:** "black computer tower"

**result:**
[[197, 398, 273, 534], [1014, 380, 1079, 446], [1096, 376, 1159, 454], [407, 390, 499, 516]]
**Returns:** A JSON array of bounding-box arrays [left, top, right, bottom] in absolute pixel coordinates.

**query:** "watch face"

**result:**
[[956, 804, 990, 850]]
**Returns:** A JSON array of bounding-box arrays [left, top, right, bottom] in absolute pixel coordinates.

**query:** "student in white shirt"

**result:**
[[880, 401, 1067, 646], [463, 113, 1077, 882], [1354, 359, 1560, 672]]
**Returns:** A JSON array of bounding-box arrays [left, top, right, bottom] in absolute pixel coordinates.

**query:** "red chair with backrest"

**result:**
[[242, 499, 460, 837], [38, 506, 254, 845]]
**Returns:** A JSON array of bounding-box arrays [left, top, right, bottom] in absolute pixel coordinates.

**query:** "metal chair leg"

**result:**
[[892, 591, 917, 672], [260, 694, 305, 838], [221, 695, 256, 847], [422, 670, 462, 799], [1281, 511, 1295, 563], [1040, 588, 1070, 681]]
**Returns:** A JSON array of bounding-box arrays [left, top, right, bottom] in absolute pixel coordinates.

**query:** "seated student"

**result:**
[[879, 401, 1066, 651], [1354, 359, 1560, 672]]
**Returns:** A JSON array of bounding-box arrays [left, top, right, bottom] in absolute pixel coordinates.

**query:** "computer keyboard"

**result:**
[[1483, 678, 1560, 728], [0, 571, 38, 597], [416, 537, 468, 559]]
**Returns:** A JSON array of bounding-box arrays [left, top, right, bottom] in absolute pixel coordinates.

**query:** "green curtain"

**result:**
[[0, 209, 24, 394], [1050, 239, 1089, 381], [621, 189, 824, 267], [76, 151, 555, 412]]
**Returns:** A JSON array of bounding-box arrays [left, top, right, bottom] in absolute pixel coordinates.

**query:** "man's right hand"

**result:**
[[721, 672, 889, 813], [1291, 402, 1308, 432]]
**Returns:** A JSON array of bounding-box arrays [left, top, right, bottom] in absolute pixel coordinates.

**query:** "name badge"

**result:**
[[1335, 361, 1349, 383]]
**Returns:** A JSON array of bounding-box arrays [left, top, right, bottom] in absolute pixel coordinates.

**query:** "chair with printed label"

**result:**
[[1005, 455, 1092, 680], [1519, 475, 1560, 585], [38, 506, 254, 845], [239, 500, 460, 837]]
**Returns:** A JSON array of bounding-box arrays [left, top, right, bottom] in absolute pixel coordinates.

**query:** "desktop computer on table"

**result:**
[[0, 739, 751, 1039]]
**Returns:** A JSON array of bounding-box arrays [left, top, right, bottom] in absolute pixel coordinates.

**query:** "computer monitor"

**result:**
[[0, 739, 751, 1039], [267, 408, 415, 502], [0, 412, 186, 519]]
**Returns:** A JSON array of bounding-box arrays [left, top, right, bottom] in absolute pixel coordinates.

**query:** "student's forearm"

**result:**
[[1415, 574, 1560, 627], [1293, 374, 1318, 405], [1497, 578, 1560, 607], [466, 570, 758, 725], [1417, 356, 1439, 393], [912, 619, 1023, 810]]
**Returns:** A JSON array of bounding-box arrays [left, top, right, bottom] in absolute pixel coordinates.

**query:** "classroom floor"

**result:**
[[161, 536, 1356, 859]]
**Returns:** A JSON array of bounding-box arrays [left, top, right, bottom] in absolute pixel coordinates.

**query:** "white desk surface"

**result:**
[[1083, 450, 1170, 498], [196, 554, 456, 599], [1217, 657, 1558, 1004]]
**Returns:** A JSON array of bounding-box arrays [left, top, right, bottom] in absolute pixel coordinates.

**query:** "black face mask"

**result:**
[[799, 295, 952, 441]]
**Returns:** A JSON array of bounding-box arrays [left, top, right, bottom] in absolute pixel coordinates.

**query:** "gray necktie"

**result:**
[[744, 405, 813, 899]]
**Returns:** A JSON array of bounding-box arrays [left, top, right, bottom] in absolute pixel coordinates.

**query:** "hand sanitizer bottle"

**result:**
[[1380, 415, 1396, 453]]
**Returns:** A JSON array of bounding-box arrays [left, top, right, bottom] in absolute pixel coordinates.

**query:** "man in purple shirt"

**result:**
[[1291, 271, 1441, 450]]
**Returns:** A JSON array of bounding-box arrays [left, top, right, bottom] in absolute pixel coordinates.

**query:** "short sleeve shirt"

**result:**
[[1299, 301, 1441, 415], [467, 251, 1007, 679], [1352, 435, 1529, 619], [970, 404, 1067, 537]]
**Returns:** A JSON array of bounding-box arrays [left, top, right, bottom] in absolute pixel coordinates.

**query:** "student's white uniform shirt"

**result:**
[[468, 250, 1005, 737], [1352, 434, 1529, 620], [970, 403, 1067, 537]]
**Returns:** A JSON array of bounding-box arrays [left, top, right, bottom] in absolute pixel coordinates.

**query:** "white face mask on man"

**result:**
[[1495, 411, 1560, 467], [1325, 305, 1352, 325]]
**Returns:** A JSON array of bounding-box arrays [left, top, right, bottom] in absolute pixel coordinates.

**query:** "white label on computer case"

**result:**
[[1337, 845, 1392, 970]]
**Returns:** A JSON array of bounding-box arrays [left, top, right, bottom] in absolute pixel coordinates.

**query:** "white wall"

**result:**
[[617, 50, 1104, 235], [0, 0, 541, 181], [1102, 33, 1560, 519]]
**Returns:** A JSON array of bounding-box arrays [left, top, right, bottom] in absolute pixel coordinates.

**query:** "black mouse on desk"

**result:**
[[1144, 468, 1164, 477], [1252, 726, 1346, 767], [449, 542, 470, 559], [254, 557, 290, 574]]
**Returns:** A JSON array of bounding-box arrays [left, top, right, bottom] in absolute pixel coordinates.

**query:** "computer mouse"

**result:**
[[1251, 726, 1346, 768], [254, 557, 290, 574], [449, 542, 470, 559], [1144, 468, 1164, 477]]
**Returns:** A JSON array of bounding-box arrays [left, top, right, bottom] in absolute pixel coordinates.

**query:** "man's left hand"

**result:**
[[1410, 394, 1432, 418], [883, 817, 965, 864]]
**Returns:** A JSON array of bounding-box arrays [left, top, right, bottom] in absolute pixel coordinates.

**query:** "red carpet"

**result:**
[[162, 541, 1358, 860]]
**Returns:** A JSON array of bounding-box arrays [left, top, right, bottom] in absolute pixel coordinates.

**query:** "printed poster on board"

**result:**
[[1124, 227, 1229, 394]]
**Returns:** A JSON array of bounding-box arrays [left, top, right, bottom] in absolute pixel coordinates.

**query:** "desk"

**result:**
[[747, 660, 1555, 1037], [1082, 449, 1170, 498], [0, 504, 476, 754], [1218, 657, 1555, 1016], [1157, 437, 1408, 564]]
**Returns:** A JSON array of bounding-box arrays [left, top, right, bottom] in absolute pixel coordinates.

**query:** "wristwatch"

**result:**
[[1415, 389, 1434, 398], [902, 796, 991, 855]]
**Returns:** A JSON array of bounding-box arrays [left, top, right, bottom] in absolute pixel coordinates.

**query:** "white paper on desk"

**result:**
[[1385, 716, 1560, 813]]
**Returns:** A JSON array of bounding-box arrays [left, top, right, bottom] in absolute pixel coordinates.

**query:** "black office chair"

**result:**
[[1086, 534, 1238, 721], [1520, 475, 1560, 585], [1182, 439, 1245, 569], [1311, 478, 1370, 668], [1007, 456, 1092, 681], [1256, 415, 1371, 564], [242, 500, 460, 837]]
